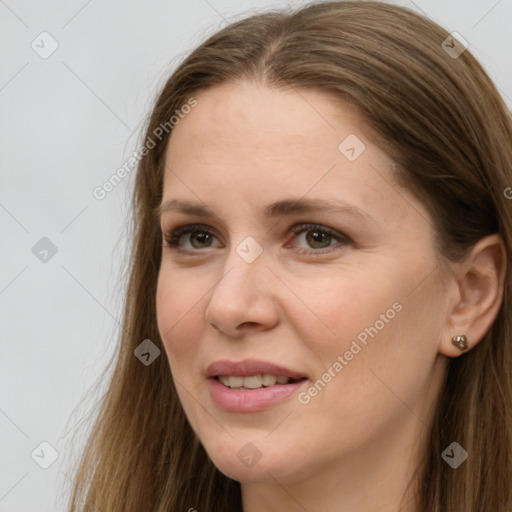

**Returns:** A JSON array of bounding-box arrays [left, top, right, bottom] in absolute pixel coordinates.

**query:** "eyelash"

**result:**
[[161, 222, 351, 256]]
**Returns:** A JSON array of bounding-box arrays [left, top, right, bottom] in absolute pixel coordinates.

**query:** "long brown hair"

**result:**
[[65, 2, 512, 510]]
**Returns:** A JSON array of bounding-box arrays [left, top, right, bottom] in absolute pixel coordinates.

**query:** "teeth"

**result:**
[[228, 376, 244, 388], [218, 375, 231, 387], [217, 374, 295, 389], [262, 373, 277, 386], [242, 375, 262, 389]]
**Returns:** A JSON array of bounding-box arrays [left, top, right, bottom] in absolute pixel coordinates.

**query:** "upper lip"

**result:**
[[206, 359, 308, 380]]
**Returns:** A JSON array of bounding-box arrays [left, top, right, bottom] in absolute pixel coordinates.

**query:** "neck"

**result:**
[[241, 411, 426, 512]]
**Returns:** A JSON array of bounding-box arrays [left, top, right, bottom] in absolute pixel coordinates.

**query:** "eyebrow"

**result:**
[[156, 198, 378, 225]]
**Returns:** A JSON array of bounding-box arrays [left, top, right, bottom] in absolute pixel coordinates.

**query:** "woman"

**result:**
[[66, 1, 512, 511]]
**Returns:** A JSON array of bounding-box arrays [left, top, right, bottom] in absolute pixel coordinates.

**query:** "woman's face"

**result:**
[[156, 81, 452, 486]]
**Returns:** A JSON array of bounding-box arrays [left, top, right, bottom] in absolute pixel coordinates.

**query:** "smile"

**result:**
[[216, 374, 304, 389], [208, 376, 308, 412]]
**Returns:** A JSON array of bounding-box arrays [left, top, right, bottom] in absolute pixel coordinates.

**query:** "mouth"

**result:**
[[206, 363, 309, 412], [214, 374, 307, 390], [205, 359, 309, 412]]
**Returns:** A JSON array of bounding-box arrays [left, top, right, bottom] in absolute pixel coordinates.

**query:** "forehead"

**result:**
[[161, 81, 433, 240], [167, 81, 365, 157], [165, 82, 382, 199]]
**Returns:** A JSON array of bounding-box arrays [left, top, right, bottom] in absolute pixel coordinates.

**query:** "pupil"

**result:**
[[192, 232, 210, 248], [306, 230, 330, 248], [188, 230, 331, 249]]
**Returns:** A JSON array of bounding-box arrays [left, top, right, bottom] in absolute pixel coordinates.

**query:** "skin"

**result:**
[[155, 81, 505, 512]]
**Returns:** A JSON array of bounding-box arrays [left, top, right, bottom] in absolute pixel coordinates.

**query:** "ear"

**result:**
[[439, 234, 506, 357]]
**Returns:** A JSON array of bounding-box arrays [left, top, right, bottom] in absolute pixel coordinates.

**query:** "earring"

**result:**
[[451, 334, 468, 351]]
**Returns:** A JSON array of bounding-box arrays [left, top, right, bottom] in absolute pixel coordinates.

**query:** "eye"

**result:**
[[287, 223, 350, 254], [162, 223, 221, 252], [161, 222, 350, 255]]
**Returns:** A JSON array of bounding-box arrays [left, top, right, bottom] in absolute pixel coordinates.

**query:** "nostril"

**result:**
[[239, 322, 258, 329]]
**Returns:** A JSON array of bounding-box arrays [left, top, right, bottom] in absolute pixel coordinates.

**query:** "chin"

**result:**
[[201, 435, 311, 485]]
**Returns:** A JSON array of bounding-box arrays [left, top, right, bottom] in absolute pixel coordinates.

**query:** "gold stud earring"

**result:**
[[451, 334, 468, 351]]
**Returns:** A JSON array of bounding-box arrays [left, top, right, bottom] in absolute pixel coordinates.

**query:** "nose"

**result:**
[[204, 243, 279, 337]]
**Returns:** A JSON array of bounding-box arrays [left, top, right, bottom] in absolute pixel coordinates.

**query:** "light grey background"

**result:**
[[1, 0, 510, 510]]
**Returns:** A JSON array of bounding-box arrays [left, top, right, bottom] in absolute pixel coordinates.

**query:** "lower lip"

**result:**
[[208, 377, 308, 412]]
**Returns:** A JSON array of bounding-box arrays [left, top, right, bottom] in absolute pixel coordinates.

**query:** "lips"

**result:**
[[205, 358, 308, 380], [205, 358, 309, 412]]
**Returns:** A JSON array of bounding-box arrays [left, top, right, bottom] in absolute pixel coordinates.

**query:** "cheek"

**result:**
[[156, 271, 208, 434], [308, 270, 446, 419], [285, 267, 403, 358], [291, 261, 443, 397], [156, 269, 205, 364]]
